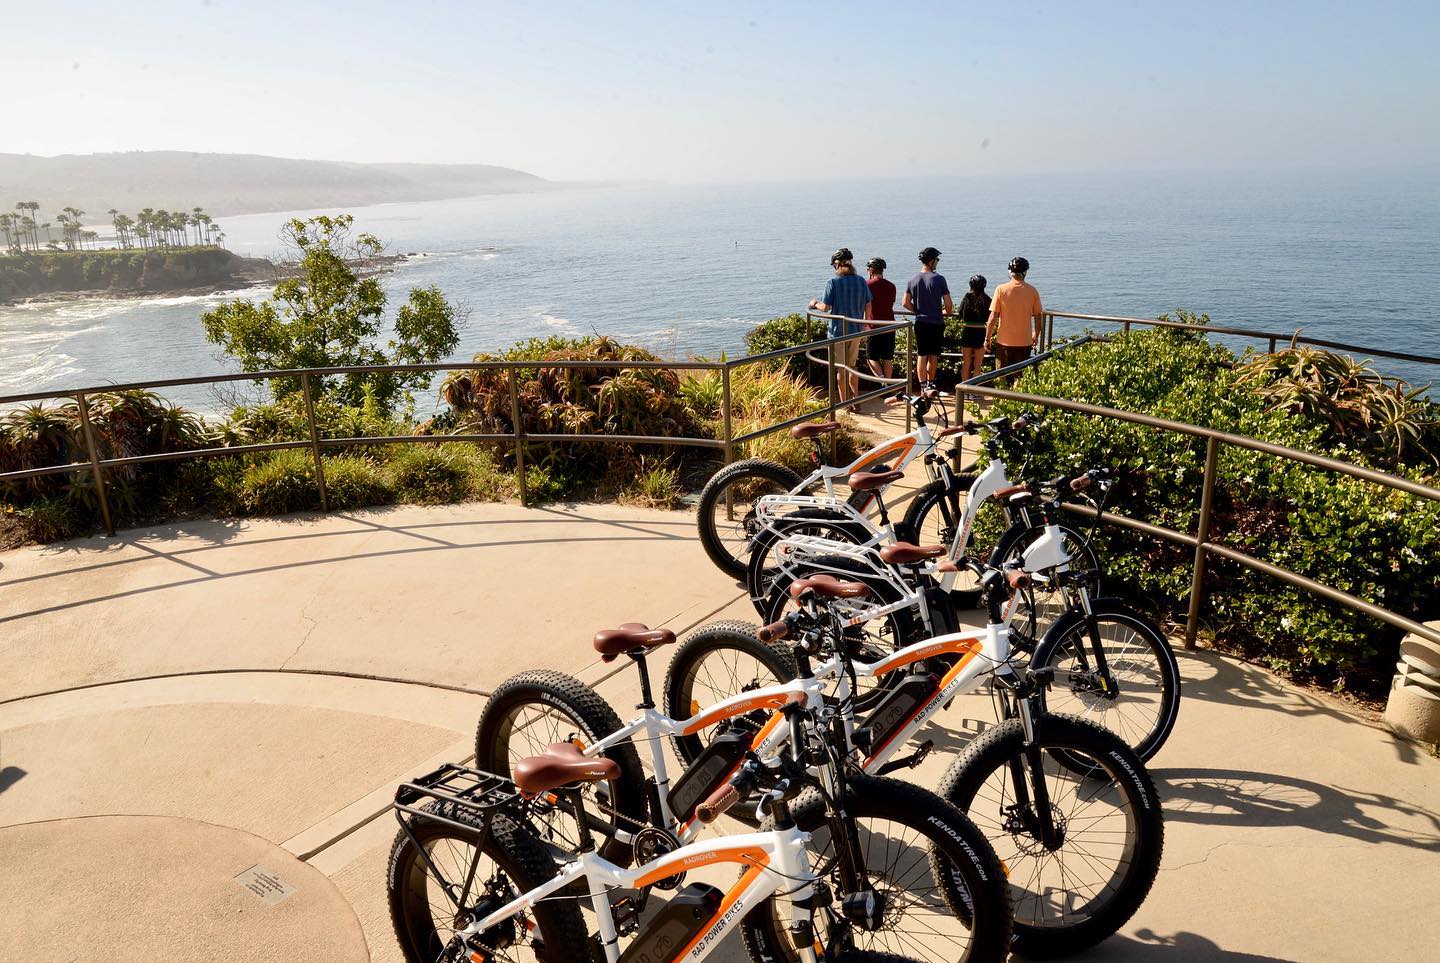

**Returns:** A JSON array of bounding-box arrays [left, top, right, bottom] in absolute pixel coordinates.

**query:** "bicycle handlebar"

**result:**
[[757, 619, 789, 643]]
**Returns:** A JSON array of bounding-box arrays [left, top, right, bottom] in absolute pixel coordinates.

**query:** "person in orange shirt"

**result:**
[[986, 256, 1043, 383]]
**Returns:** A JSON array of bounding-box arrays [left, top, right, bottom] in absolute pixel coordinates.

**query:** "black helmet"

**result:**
[[918, 246, 942, 263], [831, 248, 854, 266], [969, 274, 986, 290], [866, 256, 886, 272], [1008, 256, 1030, 275]]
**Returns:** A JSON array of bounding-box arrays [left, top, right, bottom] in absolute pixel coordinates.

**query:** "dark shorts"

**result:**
[[959, 323, 987, 349], [867, 330, 896, 361], [995, 343, 1033, 369], [914, 320, 945, 356]]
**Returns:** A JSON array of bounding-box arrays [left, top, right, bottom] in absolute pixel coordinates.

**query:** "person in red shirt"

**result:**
[[863, 256, 897, 384]]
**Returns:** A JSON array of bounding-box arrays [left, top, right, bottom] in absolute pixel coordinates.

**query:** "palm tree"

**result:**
[[212, 227, 226, 249], [138, 208, 155, 250], [191, 207, 205, 246], [19, 201, 41, 250], [114, 213, 134, 249], [19, 216, 39, 253]]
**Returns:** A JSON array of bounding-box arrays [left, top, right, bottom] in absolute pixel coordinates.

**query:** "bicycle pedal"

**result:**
[[874, 739, 934, 775]]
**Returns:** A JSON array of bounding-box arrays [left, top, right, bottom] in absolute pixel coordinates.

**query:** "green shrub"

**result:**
[[237, 449, 322, 515], [985, 324, 1440, 691], [743, 313, 827, 381], [16, 495, 85, 542], [384, 443, 506, 504], [323, 454, 392, 510], [620, 460, 685, 510], [441, 335, 704, 499]]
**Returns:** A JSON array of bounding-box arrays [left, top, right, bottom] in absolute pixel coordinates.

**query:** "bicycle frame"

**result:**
[[456, 822, 821, 963]]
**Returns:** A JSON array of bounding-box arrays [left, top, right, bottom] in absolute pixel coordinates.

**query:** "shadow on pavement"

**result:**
[[1060, 929, 1300, 961], [1153, 767, 1440, 852], [0, 767, 26, 794], [1172, 648, 1430, 767]]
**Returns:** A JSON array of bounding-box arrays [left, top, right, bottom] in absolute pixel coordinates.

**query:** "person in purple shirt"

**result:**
[[902, 246, 953, 391]]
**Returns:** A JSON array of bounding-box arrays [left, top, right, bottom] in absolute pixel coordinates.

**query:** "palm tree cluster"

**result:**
[[0, 201, 225, 255]]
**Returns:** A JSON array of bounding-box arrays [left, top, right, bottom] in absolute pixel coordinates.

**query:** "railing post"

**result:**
[[904, 321, 915, 433], [1184, 436, 1221, 649], [721, 363, 734, 466], [1122, 319, 1131, 334], [509, 367, 527, 507], [826, 339, 839, 461], [74, 391, 115, 536], [1268, 336, 1278, 354], [300, 372, 329, 512]]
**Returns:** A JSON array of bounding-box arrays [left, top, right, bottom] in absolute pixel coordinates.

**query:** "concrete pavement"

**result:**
[[1, 417, 1437, 961]]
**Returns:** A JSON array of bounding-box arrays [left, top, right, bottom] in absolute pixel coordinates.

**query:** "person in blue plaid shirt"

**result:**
[[809, 247, 871, 402]]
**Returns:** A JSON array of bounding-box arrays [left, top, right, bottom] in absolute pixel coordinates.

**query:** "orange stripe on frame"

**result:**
[[675, 860, 770, 959], [632, 846, 769, 890]]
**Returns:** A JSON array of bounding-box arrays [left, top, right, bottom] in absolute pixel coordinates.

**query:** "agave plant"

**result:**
[[1237, 344, 1438, 467]]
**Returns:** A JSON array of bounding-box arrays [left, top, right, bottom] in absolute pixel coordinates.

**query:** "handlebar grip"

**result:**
[[1007, 569, 1033, 590], [696, 783, 741, 824], [1070, 475, 1093, 492], [757, 620, 789, 643]]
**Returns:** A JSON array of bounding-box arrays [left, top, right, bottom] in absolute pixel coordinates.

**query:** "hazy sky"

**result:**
[[6, 0, 1438, 182]]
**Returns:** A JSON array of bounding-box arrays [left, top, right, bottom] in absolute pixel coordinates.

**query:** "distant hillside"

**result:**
[[0, 151, 549, 220]]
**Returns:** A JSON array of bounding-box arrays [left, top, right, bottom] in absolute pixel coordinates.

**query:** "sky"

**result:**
[[4, 0, 1439, 183]]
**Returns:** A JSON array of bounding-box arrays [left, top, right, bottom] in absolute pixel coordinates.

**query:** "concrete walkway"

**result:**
[[1, 419, 1437, 960]]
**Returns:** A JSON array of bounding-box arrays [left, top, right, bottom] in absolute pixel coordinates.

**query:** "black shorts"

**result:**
[[959, 323, 987, 348], [914, 320, 945, 356], [867, 331, 896, 361]]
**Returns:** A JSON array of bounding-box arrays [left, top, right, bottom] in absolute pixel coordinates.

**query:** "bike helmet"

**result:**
[[969, 274, 986, 290], [866, 257, 887, 272], [918, 246, 942, 263], [1008, 256, 1030, 275], [831, 248, 854, 265]]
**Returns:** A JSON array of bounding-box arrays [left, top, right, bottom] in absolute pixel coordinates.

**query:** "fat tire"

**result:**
[[387, 801, 589, 963], [663, 620, 799, 766], [740, 775, 1012, 963], [1031, 602, 1181, 764], [474, 669, 647, 866], [743, 507, 873, 614], [697, 459, 806, 580], [937, 714, 1164, 958]]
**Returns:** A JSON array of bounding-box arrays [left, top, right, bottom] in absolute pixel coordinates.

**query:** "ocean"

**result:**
[[2, 167, 1438, 413]]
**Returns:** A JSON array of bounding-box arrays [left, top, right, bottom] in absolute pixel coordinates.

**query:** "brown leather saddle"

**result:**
[[592, 623, 676, 663], [788, 573, 872, 600], [513, 741, 620, 795]]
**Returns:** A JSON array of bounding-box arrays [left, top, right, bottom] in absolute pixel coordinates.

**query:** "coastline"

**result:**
[[0, 252, 412, 308]]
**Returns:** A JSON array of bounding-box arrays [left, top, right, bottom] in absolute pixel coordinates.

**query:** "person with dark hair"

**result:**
[[809, 247, 871, 402], [986, 256, 1043, 383], [902, 246, 952, 391], [957, 274, 990, 384], [863, 256, 897, 384]]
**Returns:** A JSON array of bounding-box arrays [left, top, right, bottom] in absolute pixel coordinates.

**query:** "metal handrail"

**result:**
[[1041, 310, 1440, 369], [4, 305, 1438, 662], [964, 382, 1440, 650]]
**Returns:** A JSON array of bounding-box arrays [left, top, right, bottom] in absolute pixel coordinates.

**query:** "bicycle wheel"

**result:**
[[1032, 603, 1180, 765], [697, 459, 805, 580], [474, 669, 647, 865], [759, 554, 918, 714], [744, 507, 873, 614], [387, 802, 587, 963], [991, 519, 1100, 647], [664, 620, 799, 766], [741, 775, 1012, 963], [901, 476, 986, 606], [937, 714, 1164, 958]]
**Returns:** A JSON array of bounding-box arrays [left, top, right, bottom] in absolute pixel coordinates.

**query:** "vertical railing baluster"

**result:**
[[300, 372, 329, 512], [509, 367, 527, 507], [1185, 436, 1221, 649], [75, 391, 115, 536], [905, 321, 915, 433]]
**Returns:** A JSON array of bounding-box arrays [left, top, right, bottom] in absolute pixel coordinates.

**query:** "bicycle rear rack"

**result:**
[[394, 763, 526, 835]]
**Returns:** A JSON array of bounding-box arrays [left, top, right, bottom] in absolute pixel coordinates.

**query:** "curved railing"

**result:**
[[4, 310, 1436, 654]]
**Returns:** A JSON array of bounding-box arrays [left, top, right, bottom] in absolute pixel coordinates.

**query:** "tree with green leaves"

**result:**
[[201, 214, 461, 413]]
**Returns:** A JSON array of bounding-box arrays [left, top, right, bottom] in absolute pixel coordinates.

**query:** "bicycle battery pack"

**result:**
[[619, 882, 723, 961], [667, 730, 749, 823], [925, 583, 959, 636], [860, 670, 938, 750]]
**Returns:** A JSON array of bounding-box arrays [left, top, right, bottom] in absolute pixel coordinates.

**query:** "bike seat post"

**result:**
[[627, 650, 656, 710]]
